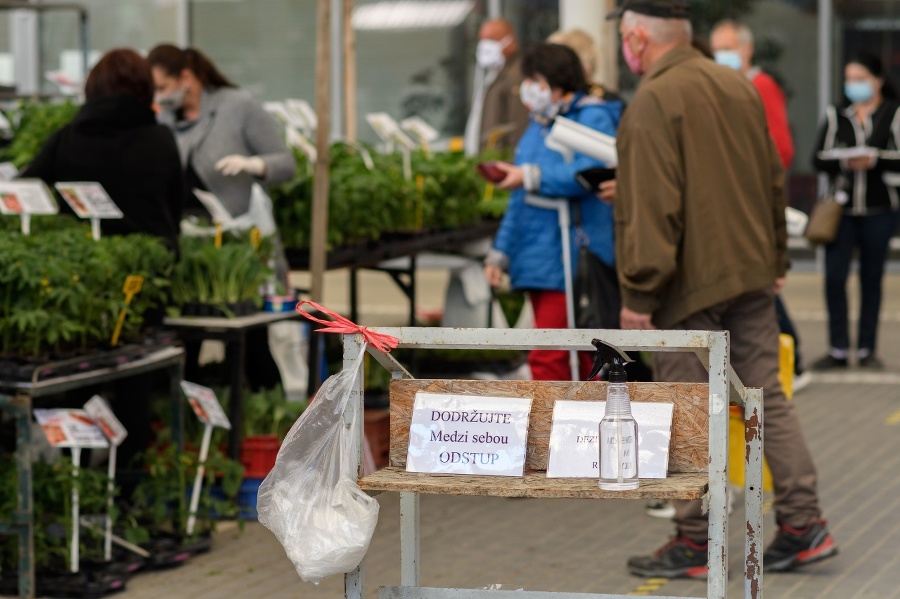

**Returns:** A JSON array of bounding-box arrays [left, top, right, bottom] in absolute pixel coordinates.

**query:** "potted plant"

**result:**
[[235, 385, 305, 518], [128, 442, 242, 568]]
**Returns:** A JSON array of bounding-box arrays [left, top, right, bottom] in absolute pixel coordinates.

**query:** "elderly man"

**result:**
[[607, 0, 837, 579], [463, 18, 529, 155]]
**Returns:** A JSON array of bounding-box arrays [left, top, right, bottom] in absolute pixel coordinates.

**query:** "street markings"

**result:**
[[628, 578, 669, 595], [886, 409, 900, 426]]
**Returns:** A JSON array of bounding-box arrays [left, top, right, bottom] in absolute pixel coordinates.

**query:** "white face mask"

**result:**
[[519, 79, 554, 116], [476, 36, 511, 70], [154, 86, 186, 112]]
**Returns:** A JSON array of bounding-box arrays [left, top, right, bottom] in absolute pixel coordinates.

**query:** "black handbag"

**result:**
[[571, 202, 621, 330]]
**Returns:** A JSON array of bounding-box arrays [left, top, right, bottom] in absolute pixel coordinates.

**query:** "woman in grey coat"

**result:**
[[149, 44, 295, 390], [148, 44, 295, 218]]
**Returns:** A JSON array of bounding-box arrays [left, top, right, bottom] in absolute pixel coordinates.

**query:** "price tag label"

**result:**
[[84, 396, 128, 446], [34, 409, 109, 449], [55, 182, 123, 219], [0, 179, 59, 215], [181, 381, 232, 430], [111, 275, 144, 346], [250, 227, 262, 250]]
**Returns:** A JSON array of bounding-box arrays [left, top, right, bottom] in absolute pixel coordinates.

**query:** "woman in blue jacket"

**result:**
[[484, 42, 622, 381]]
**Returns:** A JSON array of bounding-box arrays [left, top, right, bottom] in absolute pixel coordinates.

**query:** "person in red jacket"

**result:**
[[711, 20, 810, 392], [710, 20, 794, 167]]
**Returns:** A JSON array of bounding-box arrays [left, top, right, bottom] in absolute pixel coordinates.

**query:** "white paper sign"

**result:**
[[401, 116, 440, 145], [33, 409, 109, 449], [406, 393, 532, 477], [0, 162, 19, 181], [0, 179, 59, 215], [817, 146, 878, 161], [55, 182, 123, 219], [84, 395, 128, 447], [366, 112, 418, 151], [181, 381, 232, 430], [286, 126, 318, 162], [286, 98, 318, 132], [546, 401, 674, 479]]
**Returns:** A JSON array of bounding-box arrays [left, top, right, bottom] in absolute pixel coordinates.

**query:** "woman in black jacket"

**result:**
[[22, 48, 184, 251], [812, 52, 900, 369], [20, 49, 185, 471]]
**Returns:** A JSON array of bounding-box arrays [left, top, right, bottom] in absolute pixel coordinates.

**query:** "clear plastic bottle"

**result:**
[[599, 362, 639, 490]]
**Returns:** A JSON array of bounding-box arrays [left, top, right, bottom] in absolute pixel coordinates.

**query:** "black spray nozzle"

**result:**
[[587, 339, 632, 381]]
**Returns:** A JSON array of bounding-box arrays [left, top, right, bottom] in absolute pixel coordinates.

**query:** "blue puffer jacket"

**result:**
[[492, 92, 622, 292]]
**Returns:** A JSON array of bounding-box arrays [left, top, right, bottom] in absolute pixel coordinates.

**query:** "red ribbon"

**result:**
[[295, 300, 399, 354]]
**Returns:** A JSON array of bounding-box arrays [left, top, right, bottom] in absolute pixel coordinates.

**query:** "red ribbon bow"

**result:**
[[295, 300, 399, 354]]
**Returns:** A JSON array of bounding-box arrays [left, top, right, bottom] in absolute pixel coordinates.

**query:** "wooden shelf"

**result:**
[[359, 467, 708, 500]]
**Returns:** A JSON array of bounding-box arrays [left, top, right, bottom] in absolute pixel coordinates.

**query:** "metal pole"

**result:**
[[331, 0, 344, 139], [487, 0, 502, 19], [343, 333, 365, 599], [176, 0, 191, 46], [312, 0, 333, 302], [343, 0, 358, 141], [816, 0, 833, 271]]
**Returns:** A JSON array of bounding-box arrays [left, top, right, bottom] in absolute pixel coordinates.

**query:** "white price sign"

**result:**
[[406, 393, 532, 477], [34, 409, 109, 449], [55, 182, 123, 219], [0, 179, 58, 215], [84, 395, 128, 447], [181, 381, 232, 430], [546, 401, 674, 478]]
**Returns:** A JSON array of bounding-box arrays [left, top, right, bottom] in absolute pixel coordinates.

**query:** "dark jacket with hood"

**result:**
[[22, 93, 184, 250]]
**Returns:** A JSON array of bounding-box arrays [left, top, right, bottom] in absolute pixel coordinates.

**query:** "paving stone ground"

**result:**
[[113, 268, 900, 598]]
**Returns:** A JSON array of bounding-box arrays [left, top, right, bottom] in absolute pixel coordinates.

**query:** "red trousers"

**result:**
[[528, 290, 593, 381]]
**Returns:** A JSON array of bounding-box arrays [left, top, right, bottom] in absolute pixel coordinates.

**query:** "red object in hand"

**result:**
[[477, 162, 507, 184]]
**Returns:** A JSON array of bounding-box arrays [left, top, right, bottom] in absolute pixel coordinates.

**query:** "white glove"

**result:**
[[215, 154, 267, 177]]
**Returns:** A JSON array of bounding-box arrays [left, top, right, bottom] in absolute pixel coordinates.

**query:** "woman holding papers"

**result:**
[[21, 48, 184, 251], [483, 42, 622, 381], [812, 52, 900, 370]]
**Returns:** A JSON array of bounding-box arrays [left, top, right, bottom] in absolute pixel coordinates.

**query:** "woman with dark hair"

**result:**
[[22, 48, 183, 249], [148, 43, 293, 392], [20, 48, 185, 473], [484, 42, 622, 381], [147, 44, 295, 220], [811, 51, 900, 370]]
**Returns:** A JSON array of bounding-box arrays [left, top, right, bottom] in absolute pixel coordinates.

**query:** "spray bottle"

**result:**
[[588, 339, 639, 491]]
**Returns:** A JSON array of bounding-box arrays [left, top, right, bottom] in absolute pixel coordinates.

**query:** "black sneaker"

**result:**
[[809, 354, 848, 371], [763, 519, 838, 572], [627, 535, 708, 579], [857, 354, 884, 369]]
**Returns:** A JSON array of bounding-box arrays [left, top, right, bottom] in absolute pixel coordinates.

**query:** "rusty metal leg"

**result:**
[[744, 388, 764, 599]]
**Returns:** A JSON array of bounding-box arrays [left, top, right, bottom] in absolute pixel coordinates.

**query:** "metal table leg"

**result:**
[[228, 331, 247, 460]]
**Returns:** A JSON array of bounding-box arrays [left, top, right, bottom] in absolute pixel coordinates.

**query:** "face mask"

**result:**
[[519, 79, 553, 115], [154, 87, 186, 112], [622, 33, 645, 75], [476, 36, 510, 70], [714, 50, 743, 71], [845, 80, 874, 104]]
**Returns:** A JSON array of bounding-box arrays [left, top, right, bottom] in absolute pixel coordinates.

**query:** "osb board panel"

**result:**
[[388, 379, 709, 474], [359, 467, 708, 500]]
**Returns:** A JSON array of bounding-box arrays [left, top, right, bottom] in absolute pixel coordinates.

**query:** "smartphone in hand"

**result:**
[[576, 167, 616, 192]]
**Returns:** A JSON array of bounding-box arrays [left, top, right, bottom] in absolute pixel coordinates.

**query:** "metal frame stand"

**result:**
[[0, 346, 185, 599], [343, 327, 764, 599]]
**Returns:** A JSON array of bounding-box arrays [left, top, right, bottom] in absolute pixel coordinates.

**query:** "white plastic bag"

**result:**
[[256, 346, 379, 584]]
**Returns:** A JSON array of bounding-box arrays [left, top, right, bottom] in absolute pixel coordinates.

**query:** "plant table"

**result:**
[[0, 344, 185, 599], [163, 311, 303, 460]]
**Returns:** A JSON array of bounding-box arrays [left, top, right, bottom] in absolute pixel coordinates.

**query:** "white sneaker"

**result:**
[[645, 500, 676, 519], [792, 371, 812, 394]]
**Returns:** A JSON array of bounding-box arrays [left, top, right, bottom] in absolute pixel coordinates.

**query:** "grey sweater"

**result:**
[[160, 87, 296, 217]]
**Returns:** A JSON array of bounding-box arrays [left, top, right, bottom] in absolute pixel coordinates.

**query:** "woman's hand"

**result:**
[[484, 264, 504, 287], [598, 179, 617, 204], [846, 156, 876, 171], [494, 162, 524, 190]]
